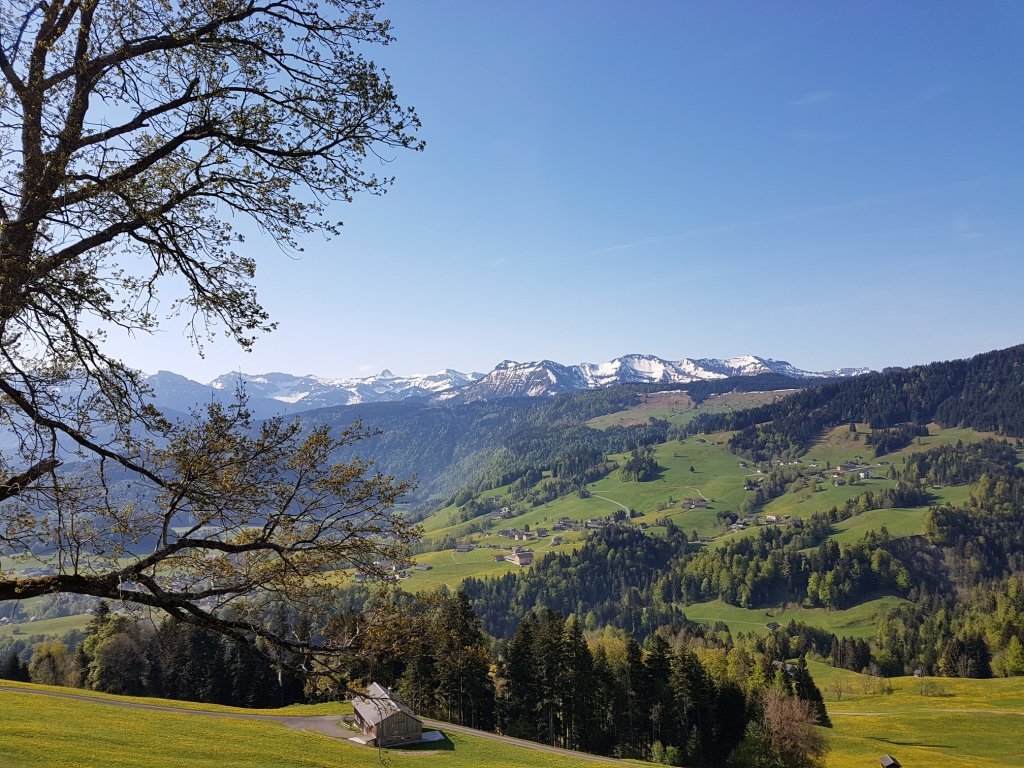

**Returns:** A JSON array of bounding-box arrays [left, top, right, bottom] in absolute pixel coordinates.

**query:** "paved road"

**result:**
[[1, 684, 637, 764]]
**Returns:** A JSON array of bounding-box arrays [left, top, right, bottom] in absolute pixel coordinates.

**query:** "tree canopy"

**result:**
[[0, 0, 421, 676]]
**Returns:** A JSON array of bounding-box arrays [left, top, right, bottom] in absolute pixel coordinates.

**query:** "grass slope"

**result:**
[[0, 614, 91, 639], [586, 390, 795, 430], [0, 682, 644, 768], [812, 661, 1024, 768], [680, 596, 908, 639]]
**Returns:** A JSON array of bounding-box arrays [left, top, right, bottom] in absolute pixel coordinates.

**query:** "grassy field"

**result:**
[[679, 596, 908, 639], [0, 614, 91, 640], [805, 422, 1009, 468], [812, 661, 1024, 768], [0, 682, 649, 768], [4, 670, 1022, 768], [586, 389, 795, 430]]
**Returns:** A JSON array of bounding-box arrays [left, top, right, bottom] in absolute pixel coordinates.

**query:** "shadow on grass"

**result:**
[[391, 734, 455, 752], [872, 737, 953, 749]]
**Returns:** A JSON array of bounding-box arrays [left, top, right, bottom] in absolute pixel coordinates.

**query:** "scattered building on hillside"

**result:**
[[682, 498, 708, 509], [765, 621, 781, 631], [859, 469, 873, 479], [879, 756, 902, 768], [352, 683, 423, 747], [551, 535, 563, 545], [505, 549, 534, 567], [454, 543, 474, 553]]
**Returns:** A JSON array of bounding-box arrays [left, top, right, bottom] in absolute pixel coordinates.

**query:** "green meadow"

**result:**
[[0, 682, 648, 768], [679, 596, 909, 639], [585, 389, 795, 430], [4, 670, 1024, 768], [0, 614, 91, 640], [811, 661, 1024, 768]]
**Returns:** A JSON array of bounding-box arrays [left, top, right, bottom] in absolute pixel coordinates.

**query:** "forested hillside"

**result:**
[[302, 373, 809, 504], [689, 344, 1024, 461]]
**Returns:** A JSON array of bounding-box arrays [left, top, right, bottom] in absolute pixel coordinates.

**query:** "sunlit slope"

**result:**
[[810, 661, 1024, 768], [0, 681, 642, 768]]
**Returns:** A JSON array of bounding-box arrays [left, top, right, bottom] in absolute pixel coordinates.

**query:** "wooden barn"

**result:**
[[352, 682, 423, 747]]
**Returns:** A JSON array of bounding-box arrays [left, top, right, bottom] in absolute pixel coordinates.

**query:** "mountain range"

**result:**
[[145, 354, 869, 416]]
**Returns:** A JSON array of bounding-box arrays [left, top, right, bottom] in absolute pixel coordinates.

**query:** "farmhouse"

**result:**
[[352, 683, 423, 747], [682, 498, 708, 509], [505, 550, 534, 567]]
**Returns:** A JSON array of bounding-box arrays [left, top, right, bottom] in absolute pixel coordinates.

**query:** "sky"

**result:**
[[108, 1, 1024, 381]]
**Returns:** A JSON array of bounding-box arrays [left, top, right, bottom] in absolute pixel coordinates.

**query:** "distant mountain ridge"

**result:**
[[144, 353, 869, 414]]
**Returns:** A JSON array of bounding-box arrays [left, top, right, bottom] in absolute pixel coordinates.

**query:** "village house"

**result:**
[[682, 498, 708, 510], [765, 514, 778, 523], [454, 543, 474, 553], [504, 549, 534, 567], [551, 535, 563, 545], [352, 683, 423, 747]]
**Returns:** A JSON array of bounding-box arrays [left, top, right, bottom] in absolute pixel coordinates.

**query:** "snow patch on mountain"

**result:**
[[147, 354, 869, 412]]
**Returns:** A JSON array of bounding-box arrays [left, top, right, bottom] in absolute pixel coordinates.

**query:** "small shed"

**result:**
[[880, 756, 901, 768], [352, 682, 423, 747]]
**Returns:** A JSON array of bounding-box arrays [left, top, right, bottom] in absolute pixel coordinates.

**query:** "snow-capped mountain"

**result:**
[[443, 354, 869, 402], [143, 354, 868, 414], [207, 368, 481, 409]]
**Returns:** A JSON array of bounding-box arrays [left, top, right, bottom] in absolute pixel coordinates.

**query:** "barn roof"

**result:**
[[352, 682, 421, 726]]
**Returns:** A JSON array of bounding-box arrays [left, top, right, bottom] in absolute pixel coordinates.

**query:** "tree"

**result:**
[[28, 640, 77, 686], [729, 688, 828, 768], [0, 0, 421, 679]]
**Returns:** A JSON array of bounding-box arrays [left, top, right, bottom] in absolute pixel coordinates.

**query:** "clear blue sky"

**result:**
[[110, 1, 1024, 381]]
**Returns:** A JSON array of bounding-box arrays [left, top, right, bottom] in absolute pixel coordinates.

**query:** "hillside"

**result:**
[[0, 681, 646, 768], [5, 671, 1024, 768]]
